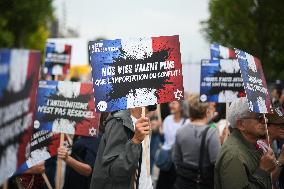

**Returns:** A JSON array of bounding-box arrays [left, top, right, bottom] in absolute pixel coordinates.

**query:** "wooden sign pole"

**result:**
[[141, 107, 151, 176], [55, 133, 65, 189], [263, 113, 273, 189], [223, 102, 230, 142], [3, 181, 8, 189], [42, 173, 53, 189], [263, 113, 270, 148]]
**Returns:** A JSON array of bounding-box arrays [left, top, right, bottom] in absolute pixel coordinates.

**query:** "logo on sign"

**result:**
[[97, 101, 107, 111]]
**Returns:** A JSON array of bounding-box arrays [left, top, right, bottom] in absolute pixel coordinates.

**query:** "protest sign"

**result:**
[[35, 80, 100, 136], [210, 43, 236, 59], [0, 49, 40, 185], [89, 35, 184, 112], [15, 130, 65, 174], [235, 49, 272, 113], [44, 42, 72, 75], [200, 59, 245, 102]]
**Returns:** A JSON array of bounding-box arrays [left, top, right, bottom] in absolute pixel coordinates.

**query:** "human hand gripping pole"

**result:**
[[55, 133, 65, 189], [131, 107, 151, 176], [142, 107, 151, 176], [259, 148, 277, 173]]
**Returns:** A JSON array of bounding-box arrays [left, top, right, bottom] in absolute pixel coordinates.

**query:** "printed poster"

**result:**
[[35, 80, 100, 136], [89, 35, 184, 112], [0, 49, 40, 185], [235, 49, 272, 113], [200, 59, 245, 102]]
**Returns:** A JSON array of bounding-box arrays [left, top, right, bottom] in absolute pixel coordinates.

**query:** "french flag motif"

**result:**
[[0, 49, 40, 185], [44, 42, 72, 75], [210, 43, 236, 59], [90, 35, 184, 112], [235, 49, 272, 113]]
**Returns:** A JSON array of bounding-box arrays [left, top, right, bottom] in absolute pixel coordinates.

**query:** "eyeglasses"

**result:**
[[241, 115, 267, 124]]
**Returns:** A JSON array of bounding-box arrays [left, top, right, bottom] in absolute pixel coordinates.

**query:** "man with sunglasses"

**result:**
[[215, 97, 277, 189]]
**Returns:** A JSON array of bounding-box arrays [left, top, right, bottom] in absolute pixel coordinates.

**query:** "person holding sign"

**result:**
[[57, 136, 100, 189], [56, 113, 108, 189], [89, 106, 156, 189], [215, 97, 277, 189]]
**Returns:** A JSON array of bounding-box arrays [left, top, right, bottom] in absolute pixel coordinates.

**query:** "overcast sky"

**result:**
[[53, 0, 210, 64]]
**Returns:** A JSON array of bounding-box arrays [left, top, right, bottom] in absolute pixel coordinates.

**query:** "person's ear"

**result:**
[[205, 109, 210, 117], [236, 119, 245, 131]]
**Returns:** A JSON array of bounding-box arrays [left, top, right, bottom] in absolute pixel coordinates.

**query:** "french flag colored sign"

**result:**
[[15, 130, 67, 174], [235, 49, 272, 113], [89, 35, 184, 112], [0, 49, 40, 185], [200, 59, 245, 103], [35, 80, 100, 136], [44, 42, 72, 75], [210, 43, 236, 59]]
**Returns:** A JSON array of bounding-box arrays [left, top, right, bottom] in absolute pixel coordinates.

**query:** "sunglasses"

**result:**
[[241, 115, 267, 124]]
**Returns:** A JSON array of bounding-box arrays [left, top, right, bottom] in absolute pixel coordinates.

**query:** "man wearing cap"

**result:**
[[266, 109, 284, 188], [214, 97, 277, 189], [267, 108, 284, 153]]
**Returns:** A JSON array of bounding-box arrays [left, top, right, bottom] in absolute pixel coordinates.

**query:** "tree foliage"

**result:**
[[202, 0, 284, 81], [0, 0, 53, 51]]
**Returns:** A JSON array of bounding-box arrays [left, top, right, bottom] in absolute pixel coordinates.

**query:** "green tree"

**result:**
[[202, 0, 284, 81], [0, 0, 53, 51]]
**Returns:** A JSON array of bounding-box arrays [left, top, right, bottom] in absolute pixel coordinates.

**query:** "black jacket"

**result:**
[[89, 110, 142, 189]]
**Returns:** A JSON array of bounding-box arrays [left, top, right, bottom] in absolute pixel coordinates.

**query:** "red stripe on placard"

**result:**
[[152, 36, 184, 104]]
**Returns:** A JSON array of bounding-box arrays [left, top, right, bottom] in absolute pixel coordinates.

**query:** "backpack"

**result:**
[[175, 126, 214, 188]]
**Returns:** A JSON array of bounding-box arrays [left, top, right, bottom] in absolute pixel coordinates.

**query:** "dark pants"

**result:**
[[173, 176, 213, 189], [156, 164, 176, 189]]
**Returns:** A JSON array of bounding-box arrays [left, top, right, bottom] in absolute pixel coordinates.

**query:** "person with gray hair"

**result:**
[[214, 97, 277, 189]]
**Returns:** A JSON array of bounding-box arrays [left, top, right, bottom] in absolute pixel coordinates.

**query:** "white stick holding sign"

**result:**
[[225, 103, 229, 127], [3, 181, 8, 189], [141, 107, 151, 176], [223, 103, 230, 142], [42, 173, 53, 189], [55, 133, 65, 189], [262, 113, 273, 189], [263, 113, 271, 148]]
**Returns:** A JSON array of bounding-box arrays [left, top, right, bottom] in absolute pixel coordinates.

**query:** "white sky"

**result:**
[[53, 0, 210, 64]]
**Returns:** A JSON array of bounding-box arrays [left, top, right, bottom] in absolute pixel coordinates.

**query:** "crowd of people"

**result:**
[[4, 80, 284, 189]]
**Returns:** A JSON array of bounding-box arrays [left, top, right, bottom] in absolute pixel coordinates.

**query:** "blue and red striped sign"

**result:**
[[210, 43, 236, 60], [235, 49, 272, 113], [0, 49, 40, 185], [89, 35, 184, 112], [44, 42, 72, 75]]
